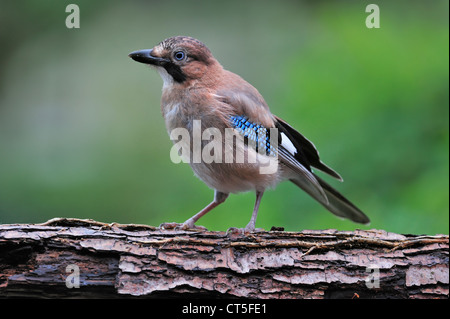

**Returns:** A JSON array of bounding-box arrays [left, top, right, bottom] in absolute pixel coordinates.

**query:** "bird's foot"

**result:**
[[159, 220, 207, 231], [226, 226, 265, 236]]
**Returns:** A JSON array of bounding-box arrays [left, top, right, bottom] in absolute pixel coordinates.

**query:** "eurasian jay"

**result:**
[[129, 36, 369, 232]]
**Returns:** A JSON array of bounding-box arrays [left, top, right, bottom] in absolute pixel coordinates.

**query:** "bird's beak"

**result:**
[[128, 49, 168, 66]]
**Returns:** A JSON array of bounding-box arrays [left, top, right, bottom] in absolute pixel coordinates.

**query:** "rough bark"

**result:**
[[0, 218, 448, 299]]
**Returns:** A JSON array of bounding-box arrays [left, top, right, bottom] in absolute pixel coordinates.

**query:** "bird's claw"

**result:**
[[226, 226, 264, 236], [159, 221, 207, 231]]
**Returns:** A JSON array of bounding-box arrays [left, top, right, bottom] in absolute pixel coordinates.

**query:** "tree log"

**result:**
[[0, 218, 448, 299]]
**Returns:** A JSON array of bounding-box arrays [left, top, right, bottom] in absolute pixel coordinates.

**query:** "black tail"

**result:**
[[290, 174, 370, 225]]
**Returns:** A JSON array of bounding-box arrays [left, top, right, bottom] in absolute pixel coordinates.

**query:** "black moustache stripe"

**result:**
[[163, 63, 186, 83]]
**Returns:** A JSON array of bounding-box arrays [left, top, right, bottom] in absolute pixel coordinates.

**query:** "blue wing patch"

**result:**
[[230, 115, 277, 156]]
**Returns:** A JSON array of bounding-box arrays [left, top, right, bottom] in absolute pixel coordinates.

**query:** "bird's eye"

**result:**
[[174, 51, 185, 61]]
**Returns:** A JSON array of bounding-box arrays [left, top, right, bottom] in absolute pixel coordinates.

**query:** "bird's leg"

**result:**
[[160, 191, 229, 230], [227, 191, 265, 235], [245, 190, 264, 231]]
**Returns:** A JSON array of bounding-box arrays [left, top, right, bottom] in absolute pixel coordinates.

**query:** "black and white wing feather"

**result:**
[[229, 114, 370, 224], [275, 116, 370, 224]]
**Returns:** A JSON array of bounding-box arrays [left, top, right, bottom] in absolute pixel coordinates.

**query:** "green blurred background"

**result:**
[[0, 0, 448, 234]]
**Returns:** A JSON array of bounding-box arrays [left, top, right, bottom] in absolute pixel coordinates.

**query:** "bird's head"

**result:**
[[129, 36, 218, 87]]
